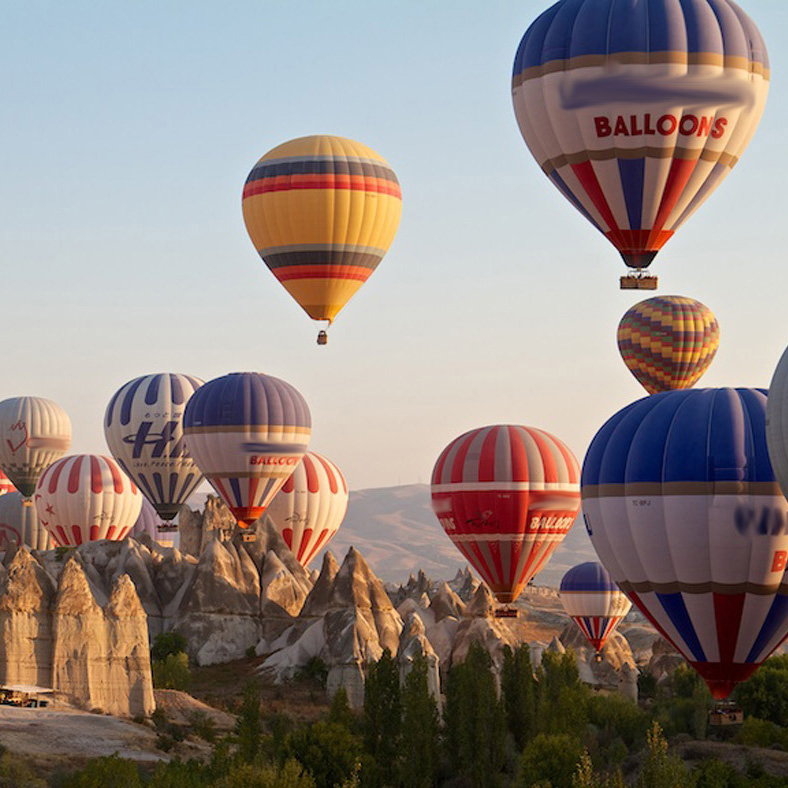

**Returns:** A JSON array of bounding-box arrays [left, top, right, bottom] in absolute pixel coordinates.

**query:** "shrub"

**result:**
[[518, 733, 584, 788], [151, 631, 189, 662], [152, 652, 191, 691]]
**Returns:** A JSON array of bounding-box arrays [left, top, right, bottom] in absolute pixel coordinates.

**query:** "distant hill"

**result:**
[[312, 484, 598, 587]]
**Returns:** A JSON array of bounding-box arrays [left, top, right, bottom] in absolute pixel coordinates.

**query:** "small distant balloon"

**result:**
[[34, 455, 142, 547], [560, 562, 631, 656], [618, 296, 719, 394], [0, 491, 52, 551], [266, 451, 348, 567], [0, 397, 71, 497]]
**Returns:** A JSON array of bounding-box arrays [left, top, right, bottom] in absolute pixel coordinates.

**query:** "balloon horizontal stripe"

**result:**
[[262, 250, 383, 269], [274, 266, 373, 283], [540, 147, 738, 177], [619, 580, 788, 597], [184, 424, 311, 435], [243, 174, 401, 199], [513, 53, 769, 87], [432, 481, 580, 493], [248, 154, 398, 176], [582, 483, 782, 497], [449, 532, 569, 542]]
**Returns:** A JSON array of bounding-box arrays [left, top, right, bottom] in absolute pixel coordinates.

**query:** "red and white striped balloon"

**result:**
[[0, 471, 14, 496], [431, 424, 580, 604], [266, 451, 348, 567], [34, 455, 142, 547]]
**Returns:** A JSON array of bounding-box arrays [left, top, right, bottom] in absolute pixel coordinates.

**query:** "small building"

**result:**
[[0, 684, 54, 708]]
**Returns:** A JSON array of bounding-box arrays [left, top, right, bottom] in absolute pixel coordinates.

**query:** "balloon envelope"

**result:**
[[183, 373, 311, 526], [0, 397, 71, 497], [0, 492, 52, 551], [34, 454, 142, 547], [0, 471, 14, 496], [431, 425, 580, 604], [266, 451, 348, 567], [512, 0, 769, 271], [242, 135, 402, 325], [560, 561, 631, 653], [582, 388, 788, 699], [618, 295, 719, 394], [105, 373, 205, 520]]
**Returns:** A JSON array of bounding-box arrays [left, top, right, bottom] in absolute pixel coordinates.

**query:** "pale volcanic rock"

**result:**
[[449, 567, 480, 602], [397, 597, 435, 629], [0, 546, 56, 688], [178, 495, 236, 557], [170, 538, 261, 666], [300, 551, 339, 619], [398, 611, 441, 708], [425, 616, 460, 667], [430, 582, 465, 622], [238, 518, 313, 593], [52, 558, 154, 717], [464, 583, 496, 618], [449, 615, 521, 674], [260, 550, 308, 618]]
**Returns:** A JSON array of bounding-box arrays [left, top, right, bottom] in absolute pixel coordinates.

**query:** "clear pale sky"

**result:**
[[2, 1, 786, 491]]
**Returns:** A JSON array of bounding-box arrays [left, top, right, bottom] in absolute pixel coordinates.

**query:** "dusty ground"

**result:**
[[0, 705, 165, 765]]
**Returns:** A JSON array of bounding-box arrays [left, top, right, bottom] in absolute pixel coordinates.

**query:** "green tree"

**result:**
[[59, 755, 143, 788], [636, 722, 692, 788], [692, 758, 744, 788], [147, 759, 210, 788], [443, 641, 506, 788], [329, 687, 355, 731], [572, 751, 625, 788], [0, 751, 46, 788], [152, 651, 191, 691], [733, 656, 788, 725], [518, 733, 583, 788], [151, 631, 189, 662], [286, 720, 364, 788], [363, 648, 402, 785], [501, 644, 537, 749], [535, 650, 588, 739], [400, 654, 439, 788], [236, 681, 263, 764], [213, 759, 316, 788]]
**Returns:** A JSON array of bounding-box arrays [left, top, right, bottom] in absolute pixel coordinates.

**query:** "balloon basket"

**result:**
[[241, 532, 257, 543], [620, 274, 658, 290], [709, 701, 743, 727], [317, 330, 328, 346], [495, 607, 519, 619], [593, 651, 604, 664], [157, 525, 178, 533]]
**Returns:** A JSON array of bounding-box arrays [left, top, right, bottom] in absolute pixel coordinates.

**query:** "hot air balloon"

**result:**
[[131, 497, 162, 541], [183, 372, 311, 529], [582, 388, 788, 699], [0, 471, 14, 496], [266, 451, 348, 568], [104, 373, 204, 521], [559, 561, 631, 660], [765, 346, 788, 505], [511, 0, 769, 289], [0, 491, 52, 551], [242, 135, 402, 344], [34, 455, 142, 547], [0, 397, 71, 497], [431, 425, 580, 610], [618, 295, 720, 394]]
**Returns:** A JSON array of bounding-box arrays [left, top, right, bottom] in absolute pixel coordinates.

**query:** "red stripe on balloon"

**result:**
[[570, 161, 624, 245], [528, 429, 559, 483], [509, 426, 529, 482], [71, 525, 83, 545], [48, 459, 67, 495], [90, 525, 99, 540], [68, 457, 84, 494], [314, 453, 339, 494], [650, 157, 698, 239], [282, 528, 293, 549], [303, 454, 319, 493], [90, 456, 103, 494], [713, 592, 745, 666], [57, 526, 68, 546], [478, 426, 499, 483], [450, 432, 477, 484], [274, 265, 371, 283], [297, 528, 313, 562], [104, 456, 124, 493], [106, 525, 116, 540], [243, 174, 402, 199], [304, 528, 331, 565]]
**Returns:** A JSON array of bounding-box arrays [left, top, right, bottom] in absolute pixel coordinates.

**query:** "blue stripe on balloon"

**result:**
[[229, 477, 243, 507], [153, 472, 165, 503], [168, 472, 178, 502], [745, 594, 788, 663], [560, 561, 618, 592], [136, 474, 158, 505], [105, 386, 124, 428], [145, 375, 161, 406], [120, 377, 146, 426], [177, 473, 196, 504], [656, 592, 707, 663], [170, 375, 185, 405], [617, 159, 644, 231]]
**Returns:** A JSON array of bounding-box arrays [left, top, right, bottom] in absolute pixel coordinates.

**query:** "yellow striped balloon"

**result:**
[[617, 296, 720, 395], [242, 135, 402, 338]]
